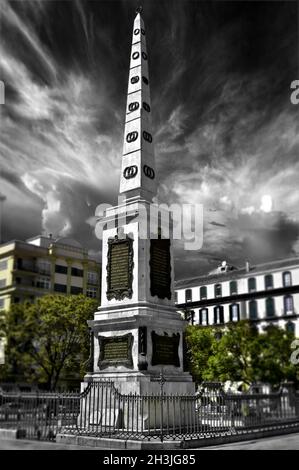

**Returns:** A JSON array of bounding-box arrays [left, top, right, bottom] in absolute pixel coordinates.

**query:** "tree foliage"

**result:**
[[185, 321, 298, 387], [0, 295, 97, 390]]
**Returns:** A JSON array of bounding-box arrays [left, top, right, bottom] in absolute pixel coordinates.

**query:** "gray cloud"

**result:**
[[0, 0, 298, 279]]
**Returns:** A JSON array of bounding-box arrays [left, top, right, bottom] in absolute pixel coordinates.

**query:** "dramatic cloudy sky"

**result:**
[[0, 0, 298, 279]]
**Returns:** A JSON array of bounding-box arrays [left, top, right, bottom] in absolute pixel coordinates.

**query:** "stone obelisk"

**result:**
[[85, 8, 194, 396]]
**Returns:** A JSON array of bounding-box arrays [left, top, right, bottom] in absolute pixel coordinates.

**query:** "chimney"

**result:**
[[245, 261, 250, 273]]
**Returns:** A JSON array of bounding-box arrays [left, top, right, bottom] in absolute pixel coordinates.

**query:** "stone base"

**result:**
[[78, 372, 195, 431], [56, 433, 181, 449], [89, 302, 191, 378], [83, 370, 195, 395]]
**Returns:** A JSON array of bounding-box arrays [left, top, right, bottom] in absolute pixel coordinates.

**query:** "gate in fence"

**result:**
[[0, 381, 299, 442]]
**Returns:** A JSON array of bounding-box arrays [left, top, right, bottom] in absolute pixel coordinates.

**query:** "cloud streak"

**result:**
[[0, 0, 298, 277]]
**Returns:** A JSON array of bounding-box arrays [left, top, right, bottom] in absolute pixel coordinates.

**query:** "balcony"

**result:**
[[15, 263, 38, 273], [14, 263, 51, 276]]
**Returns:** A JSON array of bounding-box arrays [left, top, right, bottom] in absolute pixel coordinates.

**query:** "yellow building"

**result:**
[[0, 235, 101, 311]]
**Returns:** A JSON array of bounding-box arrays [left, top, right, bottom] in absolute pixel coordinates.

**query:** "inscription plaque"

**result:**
[[106, 234, 134, 301], [150, 239, 171, 299], [98, 333, 134, 369], [151, 331, 180, 367]]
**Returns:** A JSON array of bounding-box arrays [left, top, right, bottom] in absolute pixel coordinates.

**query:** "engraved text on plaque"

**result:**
[[106, 234, 134, 301], [150, 239, 171, 299], [151, 331, 180, 367], [98, 333, 134, 369]]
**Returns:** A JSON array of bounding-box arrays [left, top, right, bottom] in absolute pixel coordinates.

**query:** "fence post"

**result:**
[[159, 370, 165, 442], [280, 381, 295, 418]]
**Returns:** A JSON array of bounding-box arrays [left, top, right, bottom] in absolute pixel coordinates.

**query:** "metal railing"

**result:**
[[0, 389, 81, 440], [0, 381, 298, 442]]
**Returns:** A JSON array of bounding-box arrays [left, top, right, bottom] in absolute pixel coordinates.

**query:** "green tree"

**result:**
[[254, 324, 298, 386], [207, 321, 260, 385], [185, 324, 217, 383], [0, 295, 97, 390], [185, 321, 298, 387], [0, 302, 33, 383]]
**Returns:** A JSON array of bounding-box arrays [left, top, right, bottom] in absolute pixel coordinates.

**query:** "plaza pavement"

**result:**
[[0, 433, 298, 450], [199, 432, 299, 450]]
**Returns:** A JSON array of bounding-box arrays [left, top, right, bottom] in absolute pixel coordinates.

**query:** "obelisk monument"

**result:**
[[85, 8, 194, 396]]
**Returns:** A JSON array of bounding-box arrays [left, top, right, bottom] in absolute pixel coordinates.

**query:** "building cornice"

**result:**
[[176, 284, 299, 309], [175, 257, 299, 289]]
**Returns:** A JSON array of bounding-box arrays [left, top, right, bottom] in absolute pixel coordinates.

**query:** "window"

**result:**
[[286, 321, 295, 335], [284, 295, 294, 314], [230, 303, 240, 322], [142, 51, 147, 60], [143, 102, 150, 112], [230, 280, 238, 295], [249, 300, 258, 320], [54, 283, 67, 293], [185, 289, 192, 302], [142, 76, 149, 85], [283, 271, 292, 287], [214, 284, 222, 297], [174, 291, 178, 303], [199, 308, 209, 326], [0, 260, 8, 270], [132, 51, 139, 60], [55, 265, 67, 274], [37, 259, 51, 275], [200, 286, 207, 300], [0, 279, 5, 288], [36, 277, 50, 289], [266, 297, 275, 317], [0, 298, 4, 309], [71, 267, 83, 277], [214, 305, 224, 324], [189, 310, 195, 325], [14, 297, 20, 304], [87, 272, 98, 285], [248, 277, 256, 292], [16, 258, 23, 269], [87, 287, 97, 298], [17, 259, 35, 271], [265, 274, 273, 290], [70, 286, 83, 295]]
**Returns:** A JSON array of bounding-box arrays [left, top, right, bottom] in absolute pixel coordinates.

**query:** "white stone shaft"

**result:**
[[119, 12, 157, 199]]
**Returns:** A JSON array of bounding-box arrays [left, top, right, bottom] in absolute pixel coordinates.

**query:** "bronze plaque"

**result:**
[[106, 234, 133, 301], [151, 331, 180, 367], [98, 333, 133, 369], [150, 239, 171, 299]]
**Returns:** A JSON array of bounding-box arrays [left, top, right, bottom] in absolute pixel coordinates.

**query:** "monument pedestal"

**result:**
[[84, 301, 195, 396], [79, 302, 195, 431]]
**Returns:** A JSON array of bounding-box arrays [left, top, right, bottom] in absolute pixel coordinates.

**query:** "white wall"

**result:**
[[175, 265, 299, 331]]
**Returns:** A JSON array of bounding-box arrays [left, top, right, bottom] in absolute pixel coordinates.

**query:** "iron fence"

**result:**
[[0, 388, 81, 440], [0, 381, 299, 442]]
